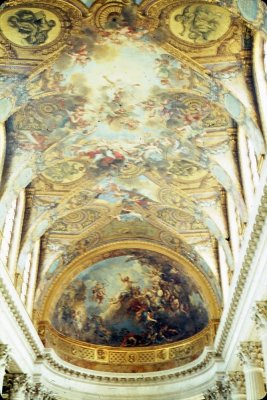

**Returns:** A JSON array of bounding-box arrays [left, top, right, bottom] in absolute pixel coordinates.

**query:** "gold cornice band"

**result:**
[[39, 320, 218, 372]]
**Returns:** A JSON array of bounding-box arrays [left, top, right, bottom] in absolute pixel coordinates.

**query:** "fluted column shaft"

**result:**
[[238, 342, 266, 400], [243, 364, 266, 400], [231, 395, 246, 400]]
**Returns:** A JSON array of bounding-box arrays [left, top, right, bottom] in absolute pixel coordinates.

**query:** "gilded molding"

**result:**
[[42, 347, 217, 383], [38, 321, 218, 373]]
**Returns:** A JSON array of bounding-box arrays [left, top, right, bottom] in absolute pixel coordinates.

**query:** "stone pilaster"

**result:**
[[253, 301, 267, 383], [227, 371, 246, 400], [0, 344, 9, 394], [238, 341, 266, 400]]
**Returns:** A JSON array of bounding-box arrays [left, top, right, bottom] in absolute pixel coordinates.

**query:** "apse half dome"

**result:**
[[51, 249, 210, 348]]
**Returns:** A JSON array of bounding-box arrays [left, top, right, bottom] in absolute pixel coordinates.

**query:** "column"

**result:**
[[7, 374, 28, 400], [227, 371, 246, 400], [238, 342, 266, 400], [253, 301, 267, 383], [0, 344, 9, 394]]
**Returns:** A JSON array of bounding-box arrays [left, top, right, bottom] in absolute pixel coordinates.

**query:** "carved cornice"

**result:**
[[227, 371, 246, 395], [216, 184, 267, 354], [238, 342, 264, 368], [252, 301, 267, 329]]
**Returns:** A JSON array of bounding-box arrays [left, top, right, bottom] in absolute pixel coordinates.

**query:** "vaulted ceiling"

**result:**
[[0, 0, 266, 373]]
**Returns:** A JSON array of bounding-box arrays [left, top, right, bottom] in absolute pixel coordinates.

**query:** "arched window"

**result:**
[[253, 33, 267, 141], [0, 190, 25, 282], [0, 198, 17, 269]]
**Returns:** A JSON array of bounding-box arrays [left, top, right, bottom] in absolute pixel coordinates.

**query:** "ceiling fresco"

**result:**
[[3, 29, 243, 271], [51, 250, 209, 347], [0, 0, 266, 371]]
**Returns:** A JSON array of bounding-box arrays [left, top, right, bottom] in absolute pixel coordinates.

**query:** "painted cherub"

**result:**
[[91, 282, 106, 304], [119, 274, 137, 291]]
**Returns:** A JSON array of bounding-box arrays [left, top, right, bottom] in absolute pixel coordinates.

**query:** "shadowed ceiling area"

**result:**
[[0, 0, 266, 373]]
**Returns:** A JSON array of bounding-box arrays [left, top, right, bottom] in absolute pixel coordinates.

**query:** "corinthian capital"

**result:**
[[227, 371, 246, 394], [28, 383, 57, 400], [203, 381, 230, 399], [238, 342, 264, 368], [5, 373, 29, 397], [252, 301, 267, 329], [12, 374, 28, 392], [0, 344, 9, 368]]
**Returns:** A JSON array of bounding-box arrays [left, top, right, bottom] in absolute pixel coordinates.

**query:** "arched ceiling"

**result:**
[[0, 0, 266, 372]]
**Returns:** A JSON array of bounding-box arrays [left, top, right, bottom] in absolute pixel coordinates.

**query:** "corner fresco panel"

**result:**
[[0, 8, 61, 47]]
